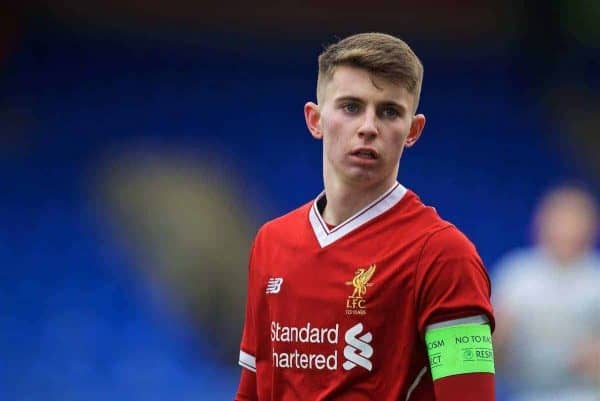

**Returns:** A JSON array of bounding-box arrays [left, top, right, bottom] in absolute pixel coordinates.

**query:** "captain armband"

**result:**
[[425, 323, 495, 380]]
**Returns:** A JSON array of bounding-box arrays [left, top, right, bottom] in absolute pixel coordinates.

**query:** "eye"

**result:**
[[343, 102, 360, 114], [381, 107, 400, 119]]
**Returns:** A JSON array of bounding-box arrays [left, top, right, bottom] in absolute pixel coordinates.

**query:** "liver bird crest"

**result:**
[[346, 264, 376, 299]]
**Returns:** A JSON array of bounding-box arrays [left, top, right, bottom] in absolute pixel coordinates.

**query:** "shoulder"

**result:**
[[495, 247, 543, 267], [583, 251, 600, 275], [258, 201, 311, 235], [399, 189, 479, 257], [413, 224, 494, 332], [491, 248, 548, 289], [422, 225, 478, 259], [250, 200, 313, 254], [414, 221, 490, 296], [391, 189, 453, 235], [415, 225, 488, 291]]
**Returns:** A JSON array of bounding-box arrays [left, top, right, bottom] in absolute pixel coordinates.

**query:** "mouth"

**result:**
[[350, 148, 379, 160]]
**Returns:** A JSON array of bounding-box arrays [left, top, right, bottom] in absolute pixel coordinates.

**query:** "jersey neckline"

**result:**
[[308, 182, 408, 248]]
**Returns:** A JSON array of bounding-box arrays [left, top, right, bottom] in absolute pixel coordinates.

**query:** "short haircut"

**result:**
[[316, 32, 424, 112]]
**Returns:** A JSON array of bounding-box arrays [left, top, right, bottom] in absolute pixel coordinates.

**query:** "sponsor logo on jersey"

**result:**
[[266, 277, 284, 294], [270, 321, 374, 372], [343, 323, 373, 371], [345, 264, 376, 315], [271, 321, 339, 370]]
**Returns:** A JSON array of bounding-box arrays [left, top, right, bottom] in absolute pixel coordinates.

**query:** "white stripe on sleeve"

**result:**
[[425, 314, 488, 331], [239, 350, 256, 372], [405, 366, 428, 401]]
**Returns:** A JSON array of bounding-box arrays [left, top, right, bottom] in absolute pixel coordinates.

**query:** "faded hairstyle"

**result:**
[[316, 32, 424, 112]]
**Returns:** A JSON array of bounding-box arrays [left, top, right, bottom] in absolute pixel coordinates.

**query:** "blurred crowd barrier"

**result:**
[[98, 152, 254, 361]]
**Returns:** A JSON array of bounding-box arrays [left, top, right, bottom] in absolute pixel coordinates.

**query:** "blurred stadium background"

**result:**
[[1, 1, 598, 400]]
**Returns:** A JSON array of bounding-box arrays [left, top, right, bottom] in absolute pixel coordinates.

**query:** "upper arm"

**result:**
[[414, 226, 494, 336], [433, 372, 495, 401], [238, 236, 260, 374], [235, 368, 258, 401], [425, 317, 495, 400], [415, 227, 496, 399]]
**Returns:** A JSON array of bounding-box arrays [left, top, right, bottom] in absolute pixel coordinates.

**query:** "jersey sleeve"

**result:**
[[235, 368, 258, 401], [238, 238, 259, 373], [414, 225, 494, 337], [433, 372, 495, 401]]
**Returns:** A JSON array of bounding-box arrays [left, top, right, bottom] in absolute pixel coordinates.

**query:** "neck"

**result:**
[[322, 177, 398, 226]]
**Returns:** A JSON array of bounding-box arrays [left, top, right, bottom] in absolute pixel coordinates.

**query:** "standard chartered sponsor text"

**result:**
[[271, 321, 339, 370], [272, 348, 338, 370]]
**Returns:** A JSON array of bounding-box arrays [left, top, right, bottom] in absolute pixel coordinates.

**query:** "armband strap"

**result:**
[[425, 323, 494, 380]]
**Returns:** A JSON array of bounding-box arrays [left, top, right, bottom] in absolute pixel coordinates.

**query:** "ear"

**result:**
[[304, 102, 323, 140], [405, 114, 426, 148]]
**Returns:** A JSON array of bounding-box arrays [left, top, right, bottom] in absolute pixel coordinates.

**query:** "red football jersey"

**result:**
[[238, 183, 494, 401]]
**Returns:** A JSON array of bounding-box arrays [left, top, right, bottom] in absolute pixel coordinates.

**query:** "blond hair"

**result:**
[[316, 32, 424, 112]]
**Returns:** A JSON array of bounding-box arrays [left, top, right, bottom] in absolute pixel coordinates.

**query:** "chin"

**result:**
[[344, 171, 382, 186]]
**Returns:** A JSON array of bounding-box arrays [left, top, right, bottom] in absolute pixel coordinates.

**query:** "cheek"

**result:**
[[322, 115, 350, 149], [380, 129, 404, 149], [391, 122, 412, 146], [322, 113, 348, 135]]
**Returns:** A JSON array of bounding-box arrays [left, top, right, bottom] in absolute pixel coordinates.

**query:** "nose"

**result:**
[[358, 107, 378, 139]]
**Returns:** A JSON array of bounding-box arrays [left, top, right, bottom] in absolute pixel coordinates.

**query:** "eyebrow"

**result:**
[[334, 96, 407, 113]]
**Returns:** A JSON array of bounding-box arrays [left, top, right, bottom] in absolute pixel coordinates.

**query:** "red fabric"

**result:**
[[236, 190, 494, 400], [433, 373, 495, 401], [414, 226, 495, 335], [235, 370, 495, 401], [239, 240, 258, 374], [234, 369, 258, 401]]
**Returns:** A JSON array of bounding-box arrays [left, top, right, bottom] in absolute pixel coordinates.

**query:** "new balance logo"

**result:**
[[266, 277, 284, 294], [343, 323, 373, 371]]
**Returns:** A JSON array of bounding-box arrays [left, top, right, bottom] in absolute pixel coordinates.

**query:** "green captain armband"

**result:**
[[425, 323, 495, 380]]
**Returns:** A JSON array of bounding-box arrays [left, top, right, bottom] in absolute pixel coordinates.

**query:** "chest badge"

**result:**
[[266, 277, 284, 294], [345, 264, 376, 315]]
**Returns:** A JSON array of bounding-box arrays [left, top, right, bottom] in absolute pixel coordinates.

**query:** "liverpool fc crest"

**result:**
[[345, 264, 376, 315]]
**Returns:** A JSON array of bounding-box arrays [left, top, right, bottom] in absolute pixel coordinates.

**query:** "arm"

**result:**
[[425, 317, 495, 401], [235, 240, 260, 401], [415, 226, 496, 401], [235, 369, 258, 401], [434, 373, 494, 401]]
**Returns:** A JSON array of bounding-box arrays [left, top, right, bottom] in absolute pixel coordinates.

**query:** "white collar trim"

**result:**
[[309, 182, 407, 248]]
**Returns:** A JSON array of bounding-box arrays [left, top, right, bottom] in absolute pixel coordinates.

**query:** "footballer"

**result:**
[[235, 32, 495, 401]]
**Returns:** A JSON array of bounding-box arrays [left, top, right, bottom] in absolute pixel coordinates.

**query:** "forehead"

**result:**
[[544, 191, 597, 219], [323, 65, 414, 109]]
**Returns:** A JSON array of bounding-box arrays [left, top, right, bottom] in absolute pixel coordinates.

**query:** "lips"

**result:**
[[351, 148, 379, 160]]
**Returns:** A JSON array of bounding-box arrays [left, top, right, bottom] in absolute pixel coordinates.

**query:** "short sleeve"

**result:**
[[415, 226, 494, 337], [238, 239, 259, 373]]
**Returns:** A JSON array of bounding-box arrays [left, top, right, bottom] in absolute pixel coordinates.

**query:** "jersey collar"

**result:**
[[309, 182, 407, 248]]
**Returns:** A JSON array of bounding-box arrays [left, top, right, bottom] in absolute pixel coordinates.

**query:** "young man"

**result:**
[[235, 33, 495, 401]]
